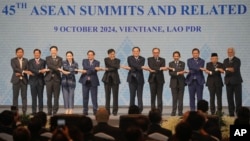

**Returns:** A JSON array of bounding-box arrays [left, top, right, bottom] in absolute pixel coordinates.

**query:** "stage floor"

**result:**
[[0, 106, 230, 127]]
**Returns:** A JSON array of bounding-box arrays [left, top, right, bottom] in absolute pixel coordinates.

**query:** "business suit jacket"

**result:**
[[11, 57, 29, 85], [79, 59, 100, 86], [93, 122, 123, 141], [61, 60, 78, 88], [147, 123, 172, 138], [127, 56, 145, 84], [28, 58, 46, 86], [223, 56, 243, 85], [44, 56, 62, 83], [148, 57, 165, 83], [169, 61, 186, 88], [185, 57, 205, 85], [102, 57, 120, 84], [205, 62, 223, 87]]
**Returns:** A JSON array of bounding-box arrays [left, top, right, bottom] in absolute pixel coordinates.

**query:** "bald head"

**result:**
[[227, 47, 235, 57], [95, 108, 109, 123]]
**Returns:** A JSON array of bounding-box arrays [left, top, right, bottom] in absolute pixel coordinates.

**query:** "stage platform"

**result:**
[[0, 106, 230, 127]]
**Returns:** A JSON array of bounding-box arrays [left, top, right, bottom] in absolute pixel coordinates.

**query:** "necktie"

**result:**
[[36, 59, 39, 65], [19, 59, 22, 69]]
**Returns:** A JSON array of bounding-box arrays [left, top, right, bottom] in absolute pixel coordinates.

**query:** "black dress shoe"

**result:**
[[113, 113, 117, 116], [171, 113, 176, 116], [83, 113, 88, 116]]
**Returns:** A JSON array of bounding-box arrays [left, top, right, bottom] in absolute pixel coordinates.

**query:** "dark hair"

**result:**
[[174, 122, 192, 141], [50, 46, 58, 51], [197, 99, 209, 113], [186, 111, 206, 130], [13, 126, 31, 141], [16, 47, 24, 53], [192, 48, 200, 53], [66, 51, 75, 63], [87, 50, 95, 55], [173, 51, 181, 57], [237, 107, 250, 119], [28, 117, 42, 135], [128, 105, 140, 114], [34, 111, 47, 127], [148, 108, 162, 124], [78, 116, 93, 133], [51, 129, 68, 141], [107, 49, 115, 54], [0, 110, 14, 126], [33, 49, 41, 54], [152, 48, 160, 52], [132, 47, 140, 52], [124, 126, 143, 141]]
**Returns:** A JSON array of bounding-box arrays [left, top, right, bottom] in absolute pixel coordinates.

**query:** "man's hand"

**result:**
[[121, 65, 131, 70]]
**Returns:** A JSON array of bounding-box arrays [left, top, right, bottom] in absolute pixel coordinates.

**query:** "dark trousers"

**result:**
[[188, 80, 204, 111], [62, 86, 75, 109], [129, 80, 144, 113], [30, 83, 44, 114], [13, 80, 27, 113], [104, 83, 119, 114], [149, 82, 163, 113], [226, 83, 242, 116], [208, 85, 222, 114], [46, 79, 60, 114], [82, 85, 98, 114], [171, 87, 184, 115]]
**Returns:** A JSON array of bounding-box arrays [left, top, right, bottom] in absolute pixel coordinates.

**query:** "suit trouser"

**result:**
[[62, 85, 75, 109], [226, 83, 242, 116], [149, 82, 163, 113], [188, 80, 203, 111], [13, 80, 27, 113], [104, 83, 119, 114], [30, 83, 44, 113], [129, 80, 144, 112], [208, 85, 222, 114], [171, 87, 184, 115], [82, 85, 98, 114], [46, 79, 60, 114]]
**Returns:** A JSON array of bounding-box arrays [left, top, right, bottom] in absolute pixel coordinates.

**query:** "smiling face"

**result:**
[[132, 48, 140, 57], [33, 50, 41, 59], [66, 52, 73, 62], [16, 49, 24, 58], [192, 50, 200, 59], [50, 48, 58, 58], [108, 51, 115, 60], [87, 51, 95, 60]]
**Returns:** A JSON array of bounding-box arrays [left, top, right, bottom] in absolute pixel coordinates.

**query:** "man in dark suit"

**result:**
[[44, 46, 62, 115], [169, 51, 187, 116], [186, 48, 205, 111], [205, 53, 224, 115], [93, 108, 123, 140], [102, 49, 120, 115], [122, 47, 149, 113], [79, 50, 102, 115], [223, 48, 243, 116], [28, 49, 47, 114], [148, 48, 166, 113], [147, 109, 172, 138], [11, 48, 32, 115]]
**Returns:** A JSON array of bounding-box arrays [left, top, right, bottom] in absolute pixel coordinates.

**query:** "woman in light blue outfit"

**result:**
[[60, 51, 78, 114]]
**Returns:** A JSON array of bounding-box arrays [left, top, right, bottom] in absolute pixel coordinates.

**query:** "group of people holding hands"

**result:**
[[11, 46, 242, 117]]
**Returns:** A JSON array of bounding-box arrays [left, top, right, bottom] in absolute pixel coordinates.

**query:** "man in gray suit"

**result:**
[[45, 46, 62, 115], [168, 51, 187, 116], [11, 48, 32, 115]]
